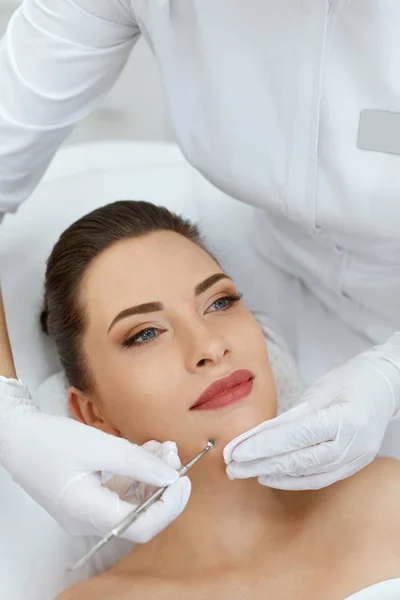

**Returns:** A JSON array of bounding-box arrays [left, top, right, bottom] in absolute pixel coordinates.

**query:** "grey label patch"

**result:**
[[357, 109, 400, 155]]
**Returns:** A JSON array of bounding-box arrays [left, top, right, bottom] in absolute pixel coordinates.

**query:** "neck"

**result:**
[[115, 451, 315, 579]]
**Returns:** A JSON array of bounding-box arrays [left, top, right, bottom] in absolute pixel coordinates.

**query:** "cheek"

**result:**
[[231, 316, 271, 365], [92, 350, 187, 445], [236, 320, 278, 407]]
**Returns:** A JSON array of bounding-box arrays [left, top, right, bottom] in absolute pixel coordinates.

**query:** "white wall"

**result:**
[[0, 0, 174, 143]]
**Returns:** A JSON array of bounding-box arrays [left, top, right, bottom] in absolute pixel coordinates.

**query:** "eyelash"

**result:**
[[121, 292, 243, 349]]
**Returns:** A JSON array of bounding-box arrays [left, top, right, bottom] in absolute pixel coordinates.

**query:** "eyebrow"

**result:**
[[107, 272, 232, 333]]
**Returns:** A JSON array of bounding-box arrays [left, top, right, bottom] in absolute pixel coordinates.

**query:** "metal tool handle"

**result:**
[[112, 485, 166, 536], [111, 462, 191, 536], [69, 439, 215, 571], [69, 485, 169, 571]]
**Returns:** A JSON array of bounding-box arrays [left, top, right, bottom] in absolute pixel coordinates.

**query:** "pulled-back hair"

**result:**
[[40, 200, 213, 391]]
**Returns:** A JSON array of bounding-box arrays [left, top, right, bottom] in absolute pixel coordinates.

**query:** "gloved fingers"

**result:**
[[227, 440, 338, 479], [103, 440, 182, 507], [55, 512, 99, 537], [257, 453, 373, 491], [230, 404, 340, 463], [156, 446, 181, 471], [286, 426, 378, 479], [258, 470, 344, 491], [142, 440, 163, 454], [82, 431, 179, 486], [142, 440, 176, 454], [143, 440, 181, 469], [299, 396, 384, 479], [223, 401, 313, 464], [121, 476, 191, 543], [57, 472, 127, 537], [137, 440, 181, 497], [57, 473, 190, 542]]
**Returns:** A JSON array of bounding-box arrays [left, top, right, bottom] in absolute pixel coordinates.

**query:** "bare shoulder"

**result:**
[[55, 571, 173, 600], [55, 572, 146, 600], [55, 576, 111, 600], [324, 456, 400, 542], [55, 579, 96, 600], [340, 456, 400, 501]]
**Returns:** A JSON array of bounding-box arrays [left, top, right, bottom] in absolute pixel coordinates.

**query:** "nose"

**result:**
[[183, 321, 230, 372]]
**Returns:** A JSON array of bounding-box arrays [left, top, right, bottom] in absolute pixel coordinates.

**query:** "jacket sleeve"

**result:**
[[0, 0, 140, 214]]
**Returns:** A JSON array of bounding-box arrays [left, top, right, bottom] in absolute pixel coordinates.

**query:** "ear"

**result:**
[[68, 387, 121, 437]]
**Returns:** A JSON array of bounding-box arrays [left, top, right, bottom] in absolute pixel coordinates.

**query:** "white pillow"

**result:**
[[0, 143, 200, 394]]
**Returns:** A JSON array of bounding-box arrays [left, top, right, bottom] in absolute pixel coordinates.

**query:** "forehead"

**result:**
[[81, 231, 220, 318]]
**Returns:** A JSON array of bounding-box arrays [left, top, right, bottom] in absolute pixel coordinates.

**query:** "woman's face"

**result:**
[[70, 231, 277, 462]]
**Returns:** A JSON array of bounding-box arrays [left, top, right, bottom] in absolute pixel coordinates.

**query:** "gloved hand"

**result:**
[[224, 333, 400, 490], [102, 438, 183, 503], [0, 377, 190, 543]]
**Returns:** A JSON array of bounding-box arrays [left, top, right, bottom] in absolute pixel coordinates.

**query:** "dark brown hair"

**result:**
[[40, 200, 214, 391]]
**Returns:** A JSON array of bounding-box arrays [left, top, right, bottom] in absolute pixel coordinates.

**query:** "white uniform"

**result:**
[[1, 0, 399, 345]]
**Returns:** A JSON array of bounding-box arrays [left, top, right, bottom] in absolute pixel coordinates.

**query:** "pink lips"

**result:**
[[191, 369, 254, 411]]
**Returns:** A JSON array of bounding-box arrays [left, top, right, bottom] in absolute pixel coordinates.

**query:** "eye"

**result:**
[[207, 292, 242, 313], [122, 327, 160, 349]]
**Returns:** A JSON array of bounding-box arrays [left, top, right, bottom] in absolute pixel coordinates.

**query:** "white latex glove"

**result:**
[[0, 377, 190, 543], [224, 333, 400, 490], [102, 439, 183, 505]]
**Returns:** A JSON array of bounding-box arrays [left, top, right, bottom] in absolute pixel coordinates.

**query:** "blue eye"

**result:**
[[136, 328, 157, 342], [122, 292, 242, 349], [122, 327, 159, 348], [209, 297, 229, 311], [208, 293, 242, 313]]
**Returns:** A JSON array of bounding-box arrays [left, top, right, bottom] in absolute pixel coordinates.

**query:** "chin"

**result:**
[[199, 405, 275, 455]]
